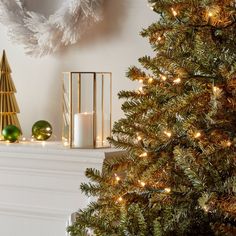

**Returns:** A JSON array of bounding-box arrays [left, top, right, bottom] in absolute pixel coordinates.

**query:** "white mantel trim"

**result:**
[[0, 165, 92, 177]]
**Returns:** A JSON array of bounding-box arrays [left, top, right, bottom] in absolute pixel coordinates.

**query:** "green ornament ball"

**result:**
[[2, 125, 21, 142], [32, 120, 53, 141]]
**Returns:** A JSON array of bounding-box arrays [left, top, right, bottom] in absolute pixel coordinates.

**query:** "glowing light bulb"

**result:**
[[139, 87, 143, 93], [164, 187, 171, 193], [137, 136, 142, 141], [118, 197, 123, 202], [226, 141, 232, 147], [22, 137, 26, 141], [208, 12, 213, 17], [148, 78, 153, 84], [64, 141, 69, 146], [157, 36, 162, 41], [139, 152, 147, 157], [213, 86, 218, 92], [115, 174, 121, 181], [194, 132, 201, 138], [203, 205, 209, 212], [139, 181, 146, 187], [160, 75, 167, 81], [148, 4, 154, 10], [164, 131, 172, 138], [139, 79, 143, 83], [212, 86, 222, 98], [171, 8, 177, 16], [173, 78, 181, 84], [148, 3, 155, 10]]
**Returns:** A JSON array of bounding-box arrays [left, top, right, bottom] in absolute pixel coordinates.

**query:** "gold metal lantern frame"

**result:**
[[62, 72, 112, 148]]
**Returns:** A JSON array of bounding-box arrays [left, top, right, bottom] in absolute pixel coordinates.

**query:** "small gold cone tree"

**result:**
[[0, 50, 21, 139]]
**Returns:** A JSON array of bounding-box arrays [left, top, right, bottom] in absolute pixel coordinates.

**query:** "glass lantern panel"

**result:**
[[62, 72, 70, 145], [71, 73, 94, 114], [96, 75, 103, 147], [71, 73, 94, 148], [95, 73, 111, 148], [103, 74, 111, 147]]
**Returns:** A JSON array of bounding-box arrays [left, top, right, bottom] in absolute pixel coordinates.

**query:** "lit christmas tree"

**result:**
[[0, 50, 21, 139], [68, 0, 236, 235]]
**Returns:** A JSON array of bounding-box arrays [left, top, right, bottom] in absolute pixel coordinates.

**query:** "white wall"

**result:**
[[0, 0, 156, 140]]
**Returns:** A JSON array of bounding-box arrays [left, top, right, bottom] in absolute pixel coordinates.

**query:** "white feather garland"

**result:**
[[0, 0, 103, 57]]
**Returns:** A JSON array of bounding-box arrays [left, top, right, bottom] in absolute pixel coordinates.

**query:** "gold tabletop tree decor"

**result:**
[[62, 72, 112, 148], [0, 50, 21, 140]]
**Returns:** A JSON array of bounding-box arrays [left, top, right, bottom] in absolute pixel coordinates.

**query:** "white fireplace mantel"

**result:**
[[0, 141, 116, 236]]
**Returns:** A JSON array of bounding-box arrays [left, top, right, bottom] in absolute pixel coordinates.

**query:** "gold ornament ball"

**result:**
[[32, 120, 53, 141]]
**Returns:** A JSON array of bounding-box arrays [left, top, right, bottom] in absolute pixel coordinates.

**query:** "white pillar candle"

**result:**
[[74, 113, 93, 148]]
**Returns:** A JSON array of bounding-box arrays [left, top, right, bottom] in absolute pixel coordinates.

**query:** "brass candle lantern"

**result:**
[[62, 72, 112, 148]]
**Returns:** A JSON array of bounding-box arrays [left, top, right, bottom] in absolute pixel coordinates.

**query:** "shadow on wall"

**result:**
[[58, 0, 129, 55], [80, 0, 129, 44]]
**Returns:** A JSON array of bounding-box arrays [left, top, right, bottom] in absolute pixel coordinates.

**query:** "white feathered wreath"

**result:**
[[0, 0, 103, 57]]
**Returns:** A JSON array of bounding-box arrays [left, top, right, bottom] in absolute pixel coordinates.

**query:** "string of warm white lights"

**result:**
[[114, 171, 172, 203], [1, 137, 48, 147], [148, 2, 224, 20], [119, 2, 235, 209]]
